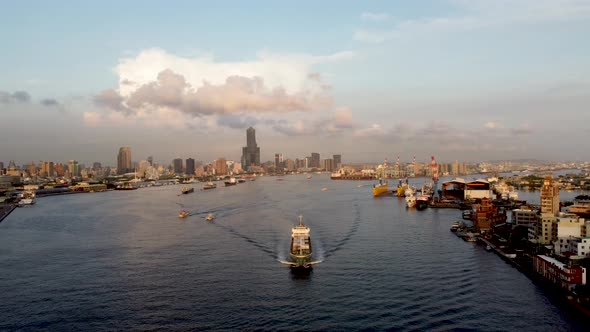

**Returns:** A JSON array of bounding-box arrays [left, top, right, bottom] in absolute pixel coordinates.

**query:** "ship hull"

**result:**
[[373, 184, 389, 197]]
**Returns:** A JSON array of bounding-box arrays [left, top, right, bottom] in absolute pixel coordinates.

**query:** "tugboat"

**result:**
[[224, 177, 237, 186], [203, 182, 217, 190], [181, 187, 194, 194]]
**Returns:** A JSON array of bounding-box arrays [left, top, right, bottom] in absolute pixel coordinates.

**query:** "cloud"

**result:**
[[0, 90, 31, 103], [40, 98, 60, 107], [354, 0, 590, 43], [361, 12, 391, 22], [83, 112, 102, 127], [97, 69, 333, 116]]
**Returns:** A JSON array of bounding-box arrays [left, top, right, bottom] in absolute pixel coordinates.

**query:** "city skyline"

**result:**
[[2, 1, 590, 163]]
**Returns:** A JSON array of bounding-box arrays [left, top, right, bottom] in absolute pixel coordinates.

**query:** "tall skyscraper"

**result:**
[[185, 158, 195, 176], [241, 127, 260, 170], [333, 154, 342, 169], [92, 162, 102, 170], [311, 152, 320, 168], [147, 156, 153, 166], [540, 176, 560, 216], [173, 158, 183, 174], [274, 153, 283, 173], [117, 147, 132, 175]]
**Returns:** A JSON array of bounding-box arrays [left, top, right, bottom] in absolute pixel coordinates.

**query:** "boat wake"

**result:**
[[322, 200, 361, 259], [212, 222, 278, 260]]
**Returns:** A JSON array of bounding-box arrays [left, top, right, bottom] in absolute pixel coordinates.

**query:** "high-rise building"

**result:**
[[274, 153, 283, 173], [241, 127, 260, 170], [214, 158, 227, 175], [311, 152, 320, 168], [173, 158, 183, 174], [0, 162, 4, 174], [93, 162, 102, 170], [68, 160, 80, 177], [540, 176, 560, 216], [185, 158, 195, 176], [117, 147, 132, 175], [322, 159, 335, 172], [451, 160, 460, 176], [147, 156, 153, 166], [333, 154, 342, 169]]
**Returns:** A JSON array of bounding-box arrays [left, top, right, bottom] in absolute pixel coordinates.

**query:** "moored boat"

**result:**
[[405, 194, 416, 208], [224, 177, 237, 186], [373, 179, 389, 197], [115, 182, 138, 190], [203, 182, 217, 190], [18, 190, 36, 206]]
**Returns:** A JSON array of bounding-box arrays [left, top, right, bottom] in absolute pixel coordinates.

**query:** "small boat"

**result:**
[[205, 213, 215, 221], [373, 179, 389, 197], [307, 175, 312, 179], [18, 190, 36, 206], [405, 195, 416, 208], [238, 178, 246, 183], [178, 210, 190, 218], [321, 187, 328, 192], [224, 177, 237, 186], [181, 187, 194, 194], [450, 221, 461, 232], [115, 182, 138, 190], [485, 245, 492, 251], [203, 182, 217, 190]]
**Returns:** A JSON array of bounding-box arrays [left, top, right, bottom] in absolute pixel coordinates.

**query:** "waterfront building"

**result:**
[[305, 157, 311, 169], [68, 160, 80, 177], [451, 160, 460, 175], [186, 158, 195, 176], [173, 158, 183, 175], [214, 158, 227, 175], [0, 162, 4, 174], [577, 238, 590, 257], [241, 127, 260, 170], [541, 176, 560, 216], [285, 159, 295, 172], [554, 214, 590, 256], [311, 153, 320, 168], [473, 198, 507, 233], [117, 147, 132, 175], [275, 153, 283, 173], [512, 208, 539, 228], [533, 255, 586, 290], [464, 179, 492, 200], [533, 215, 559, 245], [322, 159, 335, 172], [333, 155, 342, 169], [6, 160, 19, 176]]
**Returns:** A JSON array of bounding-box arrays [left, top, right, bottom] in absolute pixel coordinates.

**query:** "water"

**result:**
[[0, 175, 587, 331]]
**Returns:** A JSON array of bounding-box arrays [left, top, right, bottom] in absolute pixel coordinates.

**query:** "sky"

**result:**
[[1, 0, 590, 166]]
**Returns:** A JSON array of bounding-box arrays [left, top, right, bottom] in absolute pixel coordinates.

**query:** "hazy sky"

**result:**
[[1, 0, 589, 166]]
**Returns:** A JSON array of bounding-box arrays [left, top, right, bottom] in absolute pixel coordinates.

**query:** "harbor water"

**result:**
[[0, 174, 588, 330]]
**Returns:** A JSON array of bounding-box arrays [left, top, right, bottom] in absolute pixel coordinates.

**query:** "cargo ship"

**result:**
[[373, 179, 389, 197], [286, 215, 313, 269]]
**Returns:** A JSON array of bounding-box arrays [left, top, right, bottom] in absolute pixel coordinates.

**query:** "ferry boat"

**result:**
[[289, 215, 313, 269], [18, 190, 36, 206], [373, 179, 389, 197], [181, 187, 194, 194], [203, 182, 217, 190], [205, 213, 215, 221], [224, 177, 237, 186], [178, 210, 190, 218]]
